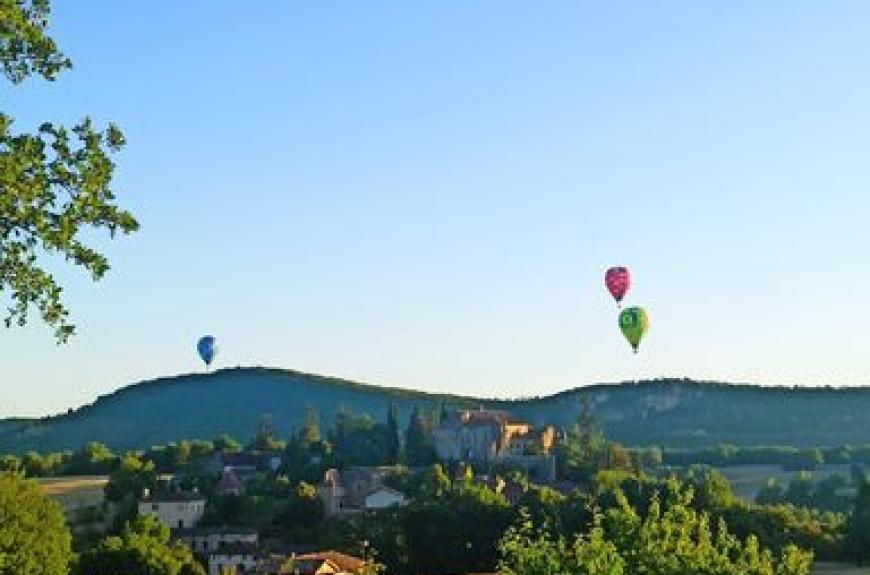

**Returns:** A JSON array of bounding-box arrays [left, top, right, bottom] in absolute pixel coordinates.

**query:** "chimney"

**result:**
[[142, 488, 150, 498]]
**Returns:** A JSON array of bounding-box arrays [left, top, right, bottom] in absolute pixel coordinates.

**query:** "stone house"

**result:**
[[138, 489, 206, 529], [215, 467, 246, 496], [201, 451, 262, 482], [317, 467, 408, 516], [434, 409, 555, 462], [363, 486, 409, 509], [221, 452, 261, 482], [207, 541, 259, 575], [434, 408, 557, 481]]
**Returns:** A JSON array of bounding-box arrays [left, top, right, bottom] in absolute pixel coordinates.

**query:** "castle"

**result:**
[[434, 408, 556, 481]]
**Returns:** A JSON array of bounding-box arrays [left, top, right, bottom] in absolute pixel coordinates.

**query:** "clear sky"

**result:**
[[2, 1, 869, 417]]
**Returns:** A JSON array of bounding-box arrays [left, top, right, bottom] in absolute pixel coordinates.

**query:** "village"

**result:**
[[134, 408, 559, 575]]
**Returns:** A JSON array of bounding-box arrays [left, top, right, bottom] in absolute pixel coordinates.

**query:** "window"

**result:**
[[151, 504, 159, 511]]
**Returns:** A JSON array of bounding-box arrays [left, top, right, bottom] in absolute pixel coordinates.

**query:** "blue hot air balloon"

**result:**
[[197, 335, 217, 368]]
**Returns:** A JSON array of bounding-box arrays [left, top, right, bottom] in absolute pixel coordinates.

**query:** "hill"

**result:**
[[1, 368, 869, 453]]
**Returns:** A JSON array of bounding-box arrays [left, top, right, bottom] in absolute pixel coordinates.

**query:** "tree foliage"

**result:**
[[499, 511, 623, 575], [0, 0, 70, 83], [272, 480, 325, 543], [499, 487, 813, 575], [1, 0, 138, 341], [755, 472, 853, 513], [104, 453, 156, 503], [300, 406, 322, 449], [75, 515, 204, 575], [0, 472, 72, 575], [405, 406, 437, 466], [846, 480, 870, 565]]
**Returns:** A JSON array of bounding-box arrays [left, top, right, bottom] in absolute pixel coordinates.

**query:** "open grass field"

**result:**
[[716, 464, 855, 501], [38, 476, 107, 514]]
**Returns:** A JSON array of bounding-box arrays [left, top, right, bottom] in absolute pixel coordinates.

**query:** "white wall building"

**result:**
[[138, 490, 206, 530], [317, 468, 409, 516], [207, 542, 258, 575], [176, 525, 258, 554], [364, 486, 409, 510]]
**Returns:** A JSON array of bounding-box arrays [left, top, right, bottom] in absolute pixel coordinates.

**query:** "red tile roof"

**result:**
[[141, 491, 205, 503], [294, 550, 365, 573]]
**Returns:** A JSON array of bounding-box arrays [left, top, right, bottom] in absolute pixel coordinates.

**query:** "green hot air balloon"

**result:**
[[619, 306, 649, 353]]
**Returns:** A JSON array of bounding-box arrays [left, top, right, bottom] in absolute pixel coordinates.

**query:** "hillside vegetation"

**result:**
[[2, 368, 870, 453]]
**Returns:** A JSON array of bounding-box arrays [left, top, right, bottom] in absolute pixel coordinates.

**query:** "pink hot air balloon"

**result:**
[[605, 266, 631, 306]]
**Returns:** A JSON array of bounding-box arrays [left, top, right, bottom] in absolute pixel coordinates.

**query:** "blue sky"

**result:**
[[2, 1, 869, 416]]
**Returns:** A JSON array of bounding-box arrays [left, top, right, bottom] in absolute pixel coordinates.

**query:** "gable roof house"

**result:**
[[175, 525, 258, 554], [317, 467, 408, 517], [207, 541, 259, 575], [258, 551, 367, 575], [138, 489, 206, 530], [221, 451, 261, 482], [363, 486, 409, 510], [215, 467, 246, 496]]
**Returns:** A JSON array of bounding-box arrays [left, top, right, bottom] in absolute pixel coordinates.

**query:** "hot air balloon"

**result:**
[[197, 335, 217, 368], [605, 266, 631, 306], [618, 306, 649, 353]]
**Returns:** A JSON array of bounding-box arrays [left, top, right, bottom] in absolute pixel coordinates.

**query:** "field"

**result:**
[[38, 476, 107, 515], [716, 464, 854, 501]]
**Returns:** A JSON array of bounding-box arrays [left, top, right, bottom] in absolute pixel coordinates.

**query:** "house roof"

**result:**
[[291, 558, 338, 574], [141, 491, 205, 503], [209, 541, 259, 556], [294, 551, 365, 573], [222, 452, 260, 467], [176, 525, 257, 537], [364, 486, 407, 500], [342, 466, 389, 483], [216, 468, 246, 493], [458, 409, 525, 427], [322, 467, 395, 490]]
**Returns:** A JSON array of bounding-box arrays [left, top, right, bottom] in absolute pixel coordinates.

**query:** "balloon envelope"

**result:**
[[618, 307, 649, 353], [605, 267, 631, 304], [197, 335, 217, 366]]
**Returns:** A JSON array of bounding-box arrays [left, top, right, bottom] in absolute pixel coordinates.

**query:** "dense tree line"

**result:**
[[658, 443, 870, 470], [9, 397, 870, 573], [499, 495, 813, 575], [327, 464, 841, 575], [756, 472, 855, 513], [0, 401, 442, 481], [8, 415, 870, 574], [74, 516, 204, 575]]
